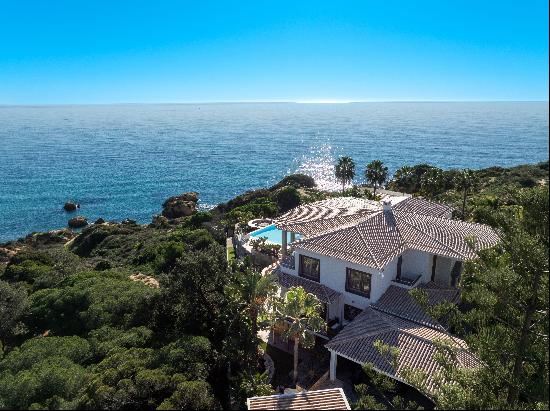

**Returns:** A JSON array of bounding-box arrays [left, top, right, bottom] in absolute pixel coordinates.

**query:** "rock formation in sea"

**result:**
[[63, 202, 79, 212], [68, 216, 88, 228], [161, 192, 198, 219]]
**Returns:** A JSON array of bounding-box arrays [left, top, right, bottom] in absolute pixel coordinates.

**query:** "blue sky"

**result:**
[[0, 1, 548, 103]]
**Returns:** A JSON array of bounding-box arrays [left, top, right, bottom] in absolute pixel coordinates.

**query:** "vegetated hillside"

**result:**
[[386, 161, 548, 219], [0, 162, 547, 410], [0, 173, 322, 410]]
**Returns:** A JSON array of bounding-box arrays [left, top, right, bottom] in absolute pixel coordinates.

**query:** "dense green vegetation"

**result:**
[[0, 162, 548, 410], [0, 210, 263, 409]]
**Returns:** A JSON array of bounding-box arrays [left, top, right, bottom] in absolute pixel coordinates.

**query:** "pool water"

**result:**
[[249, 224, 300, 245]]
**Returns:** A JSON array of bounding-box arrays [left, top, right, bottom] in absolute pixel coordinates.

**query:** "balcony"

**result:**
[[392, 273, 422, 288]]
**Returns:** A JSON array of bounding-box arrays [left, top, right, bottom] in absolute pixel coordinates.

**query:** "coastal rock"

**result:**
[[25, 229, 75, 245], [0, 246, 20, 263], [94, 218, 106, 224], [151, 214, 170, 228], [68, 216, 88, 228], [64, 202, 79, 212], [130, 272, 160, 288], [162, 192, 199, 219]]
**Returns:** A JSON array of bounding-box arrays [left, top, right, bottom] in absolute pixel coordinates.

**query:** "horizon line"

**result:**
[[0, 99, 548, 106]]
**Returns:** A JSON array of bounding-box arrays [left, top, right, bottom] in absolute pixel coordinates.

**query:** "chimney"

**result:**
[[382, 199, 392, 212]]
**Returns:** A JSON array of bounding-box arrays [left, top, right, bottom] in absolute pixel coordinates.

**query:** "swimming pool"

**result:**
[[249, 224, 300, 245]]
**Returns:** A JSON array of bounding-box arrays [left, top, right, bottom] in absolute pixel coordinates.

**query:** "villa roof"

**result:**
[[274, 268, 342, 304], [247, 388, 351, 410], [274, 197, 380, 236], [293, 207, 499, 270], [393, 196, 454, 218], [372, 283, 459, 330], [325, 307, 478, 393]]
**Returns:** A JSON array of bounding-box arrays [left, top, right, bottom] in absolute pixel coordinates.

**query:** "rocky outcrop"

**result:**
[[0, 246, 20, 263], [161, 192, 198, 219], [151, 214, 170, 228], [130, 273, 160, 288], [94, 218, 105, 224], [25, 229, 75, 246], [68, 216, 88, 228], [64, 202, 79, 212]]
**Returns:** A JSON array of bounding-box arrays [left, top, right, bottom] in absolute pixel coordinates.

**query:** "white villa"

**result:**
[[264, 195, 500, 392]]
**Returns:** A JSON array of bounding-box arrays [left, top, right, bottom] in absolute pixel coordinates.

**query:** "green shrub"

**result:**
[[157, 381, 220, 410], [87, 326, 154, 359], [249, 237, 281, 257], [70, 224, 135, 257], [226, 199, 278, 225], [8, 250, 53, 267], [4, 260, 54, 284], [270, 173, 315, 190], [94, 260, 112, 271], [28, 270, 158, 336], [0, 280, 29, 343], [273, 186, 301, 212], [186, 211, 213, 228]]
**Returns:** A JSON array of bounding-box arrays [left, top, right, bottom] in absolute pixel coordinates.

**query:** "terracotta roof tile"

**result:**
[[393, 196, 454, 218], [275, 197, 380, 236], [326, 308, 477, 393], [274, 268, 342, 304], [371, 284, 459, 330], [247, 388, 351, 410], [293, 208, 499, 270]]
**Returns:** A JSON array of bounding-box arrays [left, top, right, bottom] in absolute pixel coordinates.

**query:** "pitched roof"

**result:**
[[294, 208, 499, 270], [393, 196, 454, 218], [274, 268, 342, 304], [247, 388, 351, 410], [372, 284, 459, 330], [325, 308, 477, 393], [274, 197, 380, 236]]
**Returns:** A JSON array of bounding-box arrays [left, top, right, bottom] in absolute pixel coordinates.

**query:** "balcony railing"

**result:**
[[392, 273, 422, 288]]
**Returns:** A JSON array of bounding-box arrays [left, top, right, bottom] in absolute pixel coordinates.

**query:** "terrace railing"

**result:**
[[392, 273, 422, 288]]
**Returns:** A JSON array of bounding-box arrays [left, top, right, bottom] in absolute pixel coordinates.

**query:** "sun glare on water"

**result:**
[[290, 143, 349, 192]]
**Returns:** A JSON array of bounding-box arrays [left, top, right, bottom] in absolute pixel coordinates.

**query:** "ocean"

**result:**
[[0, 102, 548, 242]]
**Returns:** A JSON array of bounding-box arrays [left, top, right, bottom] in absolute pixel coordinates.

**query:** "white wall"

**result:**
[[400, 249, 431, 282], [282, 247, 463, 322], [291, 247, 394, 313]]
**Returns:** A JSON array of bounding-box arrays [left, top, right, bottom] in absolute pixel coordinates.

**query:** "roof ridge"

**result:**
[[371, 303, 445, 331], [280, 210, 376, 233], [353, 220, 385, 270], [370, 308, 466, 347], [327, 309, 394, 346], [293, 211, 379, 246], [396, 211, 468, 259]]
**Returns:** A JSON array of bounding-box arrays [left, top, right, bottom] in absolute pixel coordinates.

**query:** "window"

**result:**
[[345, 268, 371, 298], [299, 255, 320, 282], [344, 304, 362, 321]]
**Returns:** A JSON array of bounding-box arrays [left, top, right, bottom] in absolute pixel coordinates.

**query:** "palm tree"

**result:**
[[420, 167, 445, 199], [228, 269, 278, 368], [390, 165, 414, 192], [267, 286, 325, 385], [365, 160, 388, 197], [454, 169, 479, 220], [230, 269, 278, 338], [335, 156, 356, 193]]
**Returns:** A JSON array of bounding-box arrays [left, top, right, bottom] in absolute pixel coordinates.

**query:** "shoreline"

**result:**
[[1, 159, 548, 247]]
